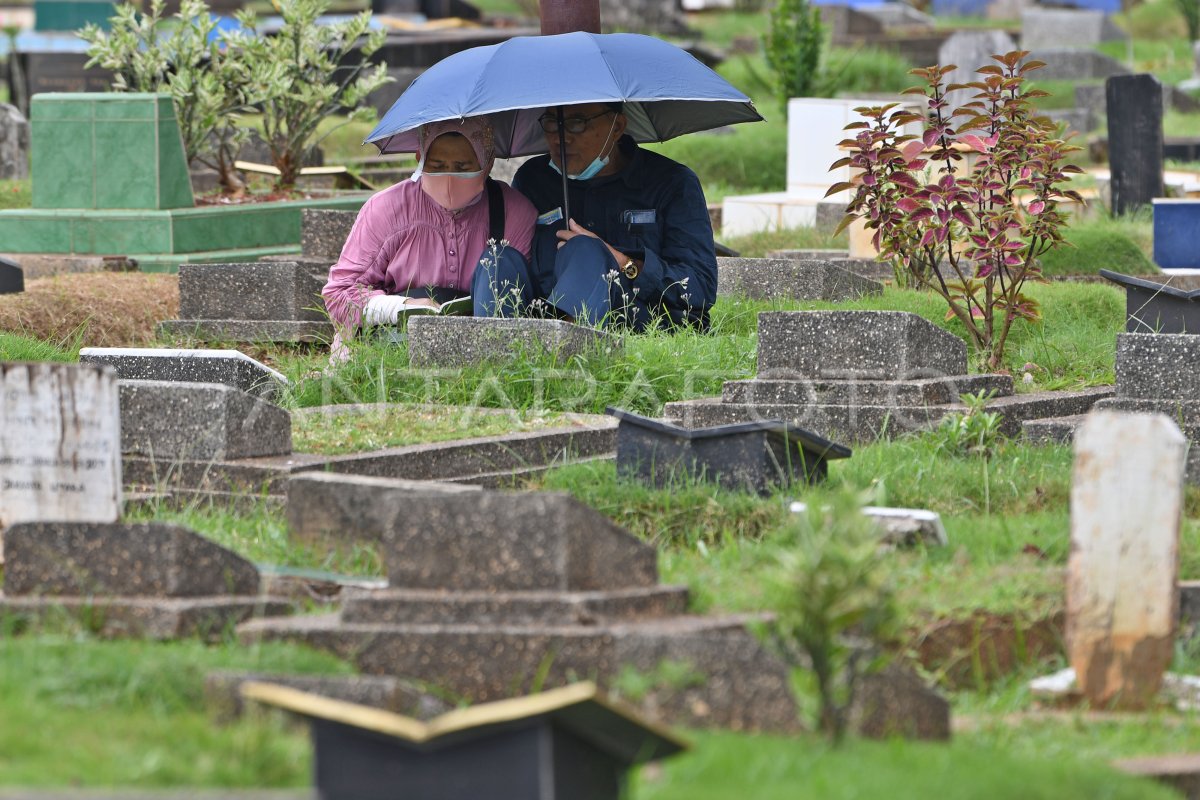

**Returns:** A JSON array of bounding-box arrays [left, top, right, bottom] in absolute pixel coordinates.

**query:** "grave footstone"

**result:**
[[301, 209, 357, 261], [406, 317, 621, 368], [847, 662, 951, 740], [715, 257, 881, 302], [1068, 411, 1185, 709], [0, 255, 23, 294], [1107, 75, 1164, 217], [938, 30, 1018, 109], [79, 347, 289, 402], [0, 103, 28, 180], [0, 362, 121, 537]]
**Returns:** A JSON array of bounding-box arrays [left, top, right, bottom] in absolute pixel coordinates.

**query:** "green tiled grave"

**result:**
[[34, 0, 117, 31], [3, 92, 370, 271], [31, 93, 193, 210]]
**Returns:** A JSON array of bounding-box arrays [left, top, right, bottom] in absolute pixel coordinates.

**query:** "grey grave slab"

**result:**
[[1115, 754, 1200, 800], [1032, 49, 1132, 81], [406, 317, 620, 368], [205, 670, 449, 721], [2, 521, 259, 597], [0, 255, 22, 294], [119, 380, 292, 460], [847, 662, 951, 741], [340, 586, 690, 626], [722, 374, 1013, 407], [301, 209, 356, 261], [1107, 74, 1164, 217], [716, 257, 881, 302], [382, 490, 658, 592], [0, 103, 29, 181], [0, 362, 121, 532], [610, 407, 851, 495], [175, 260, 331, 323], [1021, 8, 1126, 50], [661, 397, 951, 442], [756, 311, 967, 379], [1022, 413, 1088, 445], [286, 472, 481, 546], [80, 347, 288, 401], [1115, 332, 1200, 400], [1102, 271, 1200, 335], [789, 501, 948, 547]]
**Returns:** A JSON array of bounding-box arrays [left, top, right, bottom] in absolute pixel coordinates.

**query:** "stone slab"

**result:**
[[722, 374, 1013, 407], [0, 595, 290, 641], [0, 255, 22, 294], [0, 103, 29, 182], [715, 257, 881, 302], [985, 387, 1115, 438], [381, 490, 658, 592], [157, 319, 333, 344], [1021, 8, 1126, 50], [3, 521, 260, 597], [0, 362, 121, 531], [285, 472, 480, 546], [237, 612, 798, 732], [662, 398, 951, 442], [847, 662, 951, 740], [1033, 48, 1131, 81], [1022, 413, 1088, 445], [1115, 753, 1200, 800], [340, 586, 690, 626], [1107, 75, 1164, 217], [789, 502, 948, 547], [1069, 411, 1185, 708], [1115, 332, 1200, 400], [177, 260, 331, 322], [300, 209, 355, 260], [80, 347, 288, 402], [205, 670, 449, 722], [119, 380, 292, 460], [406, 317, 620, 368], [756, 311, 967, 379]]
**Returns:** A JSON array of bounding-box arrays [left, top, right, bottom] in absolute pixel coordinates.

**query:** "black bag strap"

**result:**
[[486, 178, 505, 243]]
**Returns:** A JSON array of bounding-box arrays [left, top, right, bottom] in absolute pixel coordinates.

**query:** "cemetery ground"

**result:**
[[3, 275, 1200, 798]]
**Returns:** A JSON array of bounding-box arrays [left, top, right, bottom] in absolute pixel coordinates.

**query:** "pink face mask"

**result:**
[[419, 170, 487, 211]]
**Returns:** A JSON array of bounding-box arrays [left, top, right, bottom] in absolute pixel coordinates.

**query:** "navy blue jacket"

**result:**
[[513, 136, 718, 329]]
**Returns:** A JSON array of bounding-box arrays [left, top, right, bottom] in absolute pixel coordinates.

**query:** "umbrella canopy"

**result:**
[[366, 31, 763, 157]]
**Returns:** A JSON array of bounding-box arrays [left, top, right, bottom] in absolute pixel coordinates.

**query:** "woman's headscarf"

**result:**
[[415, 116, 496, 178]]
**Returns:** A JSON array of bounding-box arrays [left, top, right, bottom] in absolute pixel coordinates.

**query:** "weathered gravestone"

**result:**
[[1021, 8, 1126, 51], [715, 257, 881, 303], [80, 347, 289, 402], [1068, 411, 1186, 709], [0, 256, 23, 294], [0, 103, 29, 180], [406, 317, 621, 368], [938, 30, 1018, 109], [0, 362, 121, 544], [1107, 75, 1164, 217]]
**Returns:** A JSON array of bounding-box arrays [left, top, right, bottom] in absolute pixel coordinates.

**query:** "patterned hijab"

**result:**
[[415, 116, 496, 178]]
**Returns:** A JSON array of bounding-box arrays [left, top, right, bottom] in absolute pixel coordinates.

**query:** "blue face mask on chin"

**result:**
[[549, 115, 619, 181]]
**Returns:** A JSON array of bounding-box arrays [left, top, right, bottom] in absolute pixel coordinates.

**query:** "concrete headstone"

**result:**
[[1069, 411, 1185, 709], [1107, 74, 1164, 216], [0, 255, 23, 294], [0, 362, 121, 532], [1021, 8, 1126, 51], [938, 30, 1018, 109], [715, 257, 882, 302], [0, 103, 29, 181], [80, 347, 288, 402], [1115, 333, 1200, 400], [406, 317, 621, 368], [756, 311, 968, 379]]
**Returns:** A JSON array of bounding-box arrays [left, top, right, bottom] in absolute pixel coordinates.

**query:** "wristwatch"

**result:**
[[620, 258, 641, 280]]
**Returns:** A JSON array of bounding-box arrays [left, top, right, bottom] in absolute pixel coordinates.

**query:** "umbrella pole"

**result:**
[[556, 106, 570, 228]]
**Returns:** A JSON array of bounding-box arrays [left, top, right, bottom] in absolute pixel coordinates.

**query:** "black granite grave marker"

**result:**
[[1106, 74, 1164, 216], [1101, 269, 1200, 334], [609, 407, 852, 495], [241, 680, 685, 800], [0, 256, 22, 294]]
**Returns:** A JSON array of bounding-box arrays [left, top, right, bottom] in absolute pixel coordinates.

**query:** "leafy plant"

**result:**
[[928, 389, 1003, 457], [830, 51, 1084, 370], [762, 0, 823, 111], [760, 489, 900, 744], [80, 0, 258, 194], [236, 0, 391, 189], [1175, 0, 1200, 42]]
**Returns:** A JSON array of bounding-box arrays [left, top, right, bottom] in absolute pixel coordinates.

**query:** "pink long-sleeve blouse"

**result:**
[[322, 178, 537, 330]]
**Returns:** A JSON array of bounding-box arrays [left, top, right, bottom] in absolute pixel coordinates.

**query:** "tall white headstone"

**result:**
[[1068, 411, 1186, 709], [0, 363, 122, 552]]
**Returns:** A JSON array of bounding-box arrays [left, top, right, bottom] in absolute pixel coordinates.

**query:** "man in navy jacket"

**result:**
[[476, 101, 718, 331]]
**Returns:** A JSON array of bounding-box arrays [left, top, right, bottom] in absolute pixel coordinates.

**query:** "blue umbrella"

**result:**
[[366, 31, 763, 158]]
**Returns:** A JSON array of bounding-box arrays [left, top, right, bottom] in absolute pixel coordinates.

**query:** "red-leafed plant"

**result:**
[[828, 51, 1083, 371]]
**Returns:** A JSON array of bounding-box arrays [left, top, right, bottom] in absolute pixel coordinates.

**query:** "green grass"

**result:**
[[0, 634, 349, 787], [0, 331, 78, 362], [0, 179, 30, 210], [1039, 216, 1158, 278], [634, 730, 1179, 800], [291, 403, 571, 454], [721, 225, 849, 257], [648, 116, 786, 200]]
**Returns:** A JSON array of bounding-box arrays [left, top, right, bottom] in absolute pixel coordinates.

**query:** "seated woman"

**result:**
[[322, 116, 537, 358]]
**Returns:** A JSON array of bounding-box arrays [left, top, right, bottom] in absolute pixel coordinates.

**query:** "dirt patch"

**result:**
[[0, 272, 178, 347], [913, 611, 1065, 690]]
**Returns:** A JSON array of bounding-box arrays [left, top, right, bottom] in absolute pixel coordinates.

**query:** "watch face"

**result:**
[[622, 261, 638, 279]]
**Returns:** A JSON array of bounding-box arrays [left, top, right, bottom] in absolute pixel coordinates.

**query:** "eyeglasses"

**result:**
[[538, 109, 615, 135]]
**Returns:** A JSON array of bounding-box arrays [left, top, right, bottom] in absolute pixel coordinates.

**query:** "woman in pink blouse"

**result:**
[[322, 116, 537, 357]]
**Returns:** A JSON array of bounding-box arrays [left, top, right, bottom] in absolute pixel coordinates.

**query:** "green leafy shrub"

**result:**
[[763, 0, 823, 111]]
